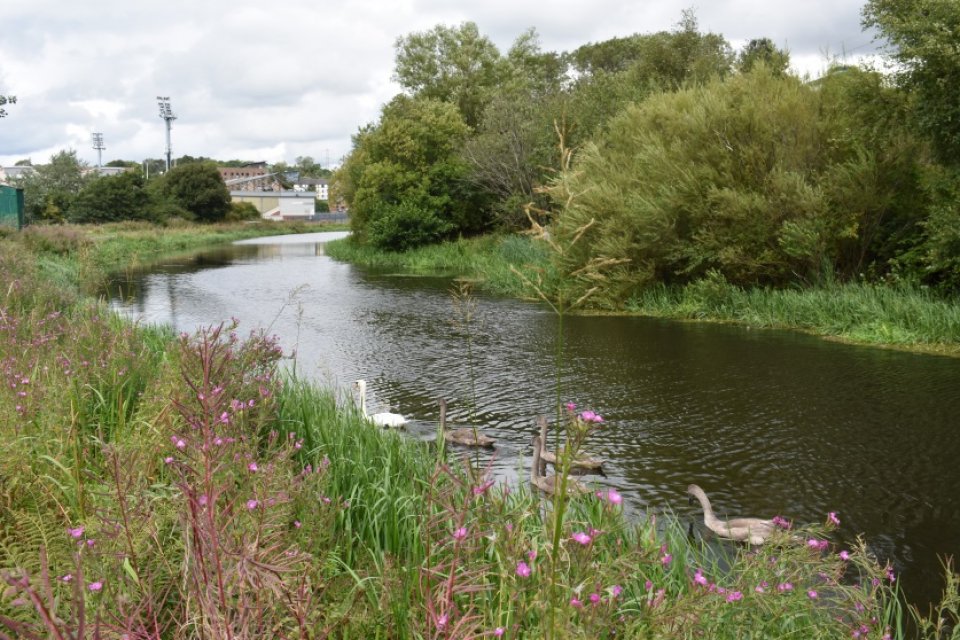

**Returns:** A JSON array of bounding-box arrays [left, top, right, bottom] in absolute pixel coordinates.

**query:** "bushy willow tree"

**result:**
[[336, 95, 485, 250], [70, 171, 152, 223], [548, 67, 924, 306]]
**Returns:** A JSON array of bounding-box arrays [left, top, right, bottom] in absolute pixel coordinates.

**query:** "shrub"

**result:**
[[367, 200, 452, 251]]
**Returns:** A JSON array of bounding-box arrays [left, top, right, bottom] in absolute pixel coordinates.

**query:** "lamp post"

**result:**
[[157, 96, 176, 172]]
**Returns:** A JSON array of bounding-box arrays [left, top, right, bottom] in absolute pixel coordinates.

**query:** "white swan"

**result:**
[[352, 379, 407, 428], [687, 484, 777, 545]]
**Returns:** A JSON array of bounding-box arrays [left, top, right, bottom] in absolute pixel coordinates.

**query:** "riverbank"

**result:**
[[0, 223, 945, 637], [325, 234, 960, 357]]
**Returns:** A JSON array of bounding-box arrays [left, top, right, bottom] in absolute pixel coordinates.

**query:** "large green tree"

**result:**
[[152, 162, 231, 222], [335, 96, 484, 250], [863, 0, 960, 163], [393, 22, 505, 128], [17, 150, 90, 223], [70, 171, 153, 224]]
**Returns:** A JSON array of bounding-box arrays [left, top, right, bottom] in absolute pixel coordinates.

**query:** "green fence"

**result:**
[[0, 185, 24, 230]]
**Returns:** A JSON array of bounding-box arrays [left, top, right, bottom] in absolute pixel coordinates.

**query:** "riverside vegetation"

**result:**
[[329, 1, 960, 357], [2, 226, 960, 638]]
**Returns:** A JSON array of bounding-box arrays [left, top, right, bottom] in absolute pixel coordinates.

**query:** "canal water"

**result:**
[[108, 231, 960, 607]]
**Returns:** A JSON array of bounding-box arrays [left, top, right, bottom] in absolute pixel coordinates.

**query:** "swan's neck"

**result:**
[[531, 438, 542, 481], [692, 488, 720, 526], [358, 386, 368, 417]]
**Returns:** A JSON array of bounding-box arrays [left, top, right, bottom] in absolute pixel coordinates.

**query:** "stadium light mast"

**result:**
[[91, 132, 105, 171], [157, 96, 176, 172]]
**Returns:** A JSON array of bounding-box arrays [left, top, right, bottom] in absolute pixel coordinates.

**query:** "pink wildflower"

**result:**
[[246, 499, 258, 510], [294, 520, 301, 528], [565, 402, 577, 411], [473, 479, 495, 495], [694, 569, 708, 586], [527, 549, 537, 560], [661, 553, 672, 566], [452, 527, 468, 541], [494, 628, 505, 637], [68, 526, 84, 539], [611, 584, 623, 598], [516, 561, 531, 577], [589, 593, 601, 605], [726, 591, 743, 602], [571, 531, 592, 545], [840, 550, 851, 561], [436, 614, 448, 629], [569, 597, 583, 608], [164, 456, 174, 464], [778, 582, 793, 592], [808, 590, 819, 599], [61, 574, 73, 582], [88, 581, 103, 592], [248, 462, 258, 472], [828, 511, 841, 526], [174, 438, 186, 450]]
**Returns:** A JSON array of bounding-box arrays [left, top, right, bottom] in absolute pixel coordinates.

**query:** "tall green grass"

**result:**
[[629, 273, 960, 354]]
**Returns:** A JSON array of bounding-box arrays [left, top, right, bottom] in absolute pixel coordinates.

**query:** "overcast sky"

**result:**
[[0, 0, 882, 169]]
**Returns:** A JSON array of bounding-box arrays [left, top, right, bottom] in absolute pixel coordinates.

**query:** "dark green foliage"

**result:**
[[151, 162, 231, 223], [737, 38, 790, 75], [900, 165, 960, 292], [225, 201, 261, 222], [70, 171, 152, 224], [335, 96, 485, 249], [367, 200, 451, 251], [863, 0, 960, 164], [313, 199, 330, 213]]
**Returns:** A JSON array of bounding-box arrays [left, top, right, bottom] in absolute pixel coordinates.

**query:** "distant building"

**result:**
[[0, 166, 36, 183], [83, 166, 131, 177], [230, 190, 316, 221], [219, 163, 280, 192], [292, 177, 329, 200]]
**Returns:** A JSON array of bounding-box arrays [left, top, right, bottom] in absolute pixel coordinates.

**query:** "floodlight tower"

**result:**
[[91, 132, 105, 171], [157, 96, 176, 172]]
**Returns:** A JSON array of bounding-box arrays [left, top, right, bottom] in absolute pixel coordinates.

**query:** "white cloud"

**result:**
[[0, 0, 882, 168]]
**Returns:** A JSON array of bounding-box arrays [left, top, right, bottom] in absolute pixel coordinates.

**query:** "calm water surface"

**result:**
[[108, 231, 960, 607]]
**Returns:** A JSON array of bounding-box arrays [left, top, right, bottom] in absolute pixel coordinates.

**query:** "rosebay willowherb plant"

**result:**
[[509, 127, 628, 639]]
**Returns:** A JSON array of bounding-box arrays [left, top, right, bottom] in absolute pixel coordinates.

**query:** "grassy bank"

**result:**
[[0, 224, 954, 638], [7, 220, 344, 300], [327, 233, 960, 356]]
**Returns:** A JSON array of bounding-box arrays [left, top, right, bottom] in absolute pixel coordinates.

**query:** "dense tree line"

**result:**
[[12, 154, 245, 225], [335, 0, 960, 297]]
